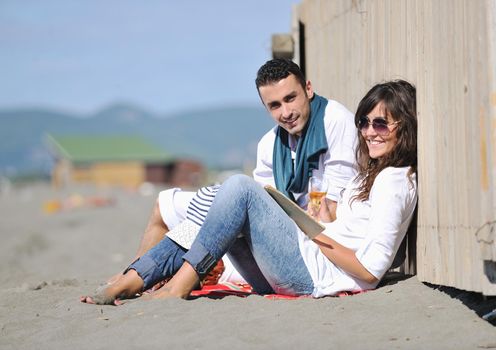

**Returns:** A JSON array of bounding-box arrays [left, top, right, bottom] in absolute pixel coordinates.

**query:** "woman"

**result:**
[[81, 79, 417, 304]]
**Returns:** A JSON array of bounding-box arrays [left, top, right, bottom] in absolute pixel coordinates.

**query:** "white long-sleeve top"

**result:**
[[298, 166, 418, 297]]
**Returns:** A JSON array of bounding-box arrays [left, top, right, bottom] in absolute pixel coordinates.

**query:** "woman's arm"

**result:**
[[312, 233, 378, 284], [313, 196, 378, 283]]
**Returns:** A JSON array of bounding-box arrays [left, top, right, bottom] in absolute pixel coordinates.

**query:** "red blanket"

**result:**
[[190, 282, 366, 299]]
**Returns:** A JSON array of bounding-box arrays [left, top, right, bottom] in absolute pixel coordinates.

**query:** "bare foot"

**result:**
[[80, 285, 123, 305], [80, 294, 123, 306], [146, 262, 201, 300], [143, 280, 197, 300], [148, 285, 176, 300], [81, 269, 144, 305], [107, 273, 124, 285]]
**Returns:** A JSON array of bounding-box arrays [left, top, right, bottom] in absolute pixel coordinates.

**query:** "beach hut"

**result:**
[[46, 134, 205, 189], [277, 0, 496, 295]]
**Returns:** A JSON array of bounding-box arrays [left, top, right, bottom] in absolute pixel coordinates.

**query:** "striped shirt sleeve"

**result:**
[[186, 185, 220, 226]]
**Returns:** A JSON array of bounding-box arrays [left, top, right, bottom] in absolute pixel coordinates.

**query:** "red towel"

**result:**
[[190, 282, 367, 299]]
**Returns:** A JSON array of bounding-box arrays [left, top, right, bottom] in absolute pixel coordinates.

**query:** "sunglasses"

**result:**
[[357, 116, 399, 135]]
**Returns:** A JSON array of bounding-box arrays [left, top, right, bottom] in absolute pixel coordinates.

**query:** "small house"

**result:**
[[46, 134, 205, 189]]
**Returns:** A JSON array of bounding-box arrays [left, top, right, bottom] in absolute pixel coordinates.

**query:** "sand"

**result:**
[[0, 182, 495, 350]]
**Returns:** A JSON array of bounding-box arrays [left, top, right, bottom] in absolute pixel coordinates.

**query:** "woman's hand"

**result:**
[[318, 198, 337, 222], [307, 198, 337, 222]]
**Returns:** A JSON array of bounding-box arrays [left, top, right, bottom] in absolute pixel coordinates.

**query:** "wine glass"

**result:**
[[308, 177, 328, 216]]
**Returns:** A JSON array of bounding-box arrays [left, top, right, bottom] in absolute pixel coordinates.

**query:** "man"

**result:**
[[253, 58, 357, 220], [108, 58, 357, 285]]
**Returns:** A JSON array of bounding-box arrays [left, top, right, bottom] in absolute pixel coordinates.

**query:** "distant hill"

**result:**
[[0, 104, 275, 177]]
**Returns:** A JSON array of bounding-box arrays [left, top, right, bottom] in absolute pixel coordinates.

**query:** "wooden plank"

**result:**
[[291, 0, 496, 295]]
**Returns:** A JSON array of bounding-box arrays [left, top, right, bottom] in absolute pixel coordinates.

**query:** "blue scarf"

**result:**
[[272, 94, 328, 202]]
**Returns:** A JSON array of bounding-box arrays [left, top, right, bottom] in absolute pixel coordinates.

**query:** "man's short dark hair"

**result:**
[[255, 58, 306, 90]]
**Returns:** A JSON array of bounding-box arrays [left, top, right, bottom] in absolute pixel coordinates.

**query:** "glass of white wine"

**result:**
[[309, 177, 328, 217]]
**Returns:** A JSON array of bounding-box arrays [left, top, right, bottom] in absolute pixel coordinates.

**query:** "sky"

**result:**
[[0, 0, 297, 115]]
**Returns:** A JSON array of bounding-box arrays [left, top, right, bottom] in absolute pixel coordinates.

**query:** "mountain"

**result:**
[[0, 104, 274, 177]]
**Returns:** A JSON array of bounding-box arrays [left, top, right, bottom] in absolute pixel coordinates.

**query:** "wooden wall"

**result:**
[[91, 162, 145, 188], [52, 160, 146, 188], [292, 0, 496, 294]]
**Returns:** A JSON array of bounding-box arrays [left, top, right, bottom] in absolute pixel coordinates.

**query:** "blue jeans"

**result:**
[[130, 174, 314, 296], [126, 237, 187, 289], [184, 174, 314, 295]]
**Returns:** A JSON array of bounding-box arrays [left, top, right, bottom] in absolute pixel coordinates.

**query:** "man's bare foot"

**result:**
[[107, 273, 124, 285], [149, 285, 177, 300], [80, 294, 123, 306], [80, 284, 123, 305], [81, 269, 144, 306]]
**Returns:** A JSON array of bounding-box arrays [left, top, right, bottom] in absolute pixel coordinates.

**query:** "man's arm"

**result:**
[[322, 100, 358, 203], [253, 129, 277, 187]]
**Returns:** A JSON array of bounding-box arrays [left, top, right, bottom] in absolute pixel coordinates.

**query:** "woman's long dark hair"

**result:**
[[353, 80, 417, 202]]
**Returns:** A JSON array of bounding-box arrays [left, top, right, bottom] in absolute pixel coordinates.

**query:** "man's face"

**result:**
[[258, 74, 314, 137]]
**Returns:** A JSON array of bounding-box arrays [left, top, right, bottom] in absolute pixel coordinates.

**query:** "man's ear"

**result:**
[[306, 80, 314, 99]]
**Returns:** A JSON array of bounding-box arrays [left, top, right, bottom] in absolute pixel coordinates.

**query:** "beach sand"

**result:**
[[0, 182, 495, 349]]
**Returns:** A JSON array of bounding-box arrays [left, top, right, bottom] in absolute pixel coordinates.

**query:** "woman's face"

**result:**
[[360, 101, 399, 159]]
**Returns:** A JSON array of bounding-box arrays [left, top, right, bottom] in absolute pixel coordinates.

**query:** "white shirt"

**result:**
[[298, 166, 418, 297], [253, 99, 357, 208], [158, 98, 358, 286]]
